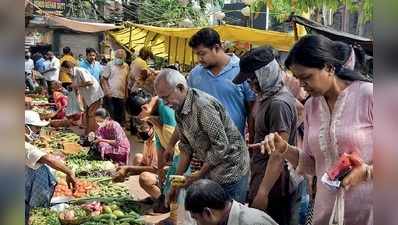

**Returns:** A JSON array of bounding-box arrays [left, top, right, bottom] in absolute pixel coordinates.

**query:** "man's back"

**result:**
[[187, 54, 255, 135], [228, 200, 278, 225]]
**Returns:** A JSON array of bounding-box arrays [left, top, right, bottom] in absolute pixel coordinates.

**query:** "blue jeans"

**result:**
[[290, 180, 309, 225], [221, 173, 249, 203]]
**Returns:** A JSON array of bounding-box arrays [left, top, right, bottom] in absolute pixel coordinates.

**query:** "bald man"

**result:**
[[154, 69, 250, 203], [101, 49, 129, 125]]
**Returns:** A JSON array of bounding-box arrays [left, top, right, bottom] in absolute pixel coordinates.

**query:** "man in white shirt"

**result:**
[[25, 52, 35, 91], [42, 51, 60, 99], [185, 179, 278, 225], [61, 60, 104, 134], [25, 110, 77, 221], [101, 49, 129, 125]]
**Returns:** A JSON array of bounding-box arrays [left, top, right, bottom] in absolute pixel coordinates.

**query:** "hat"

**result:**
[[233, 46, 275, 84], [25, 110, 49, 127]]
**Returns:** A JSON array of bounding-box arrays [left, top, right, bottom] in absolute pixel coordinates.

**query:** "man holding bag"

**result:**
[[61, 60, 104, 134]]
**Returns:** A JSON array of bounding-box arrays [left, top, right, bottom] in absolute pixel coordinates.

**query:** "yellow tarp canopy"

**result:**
[[107, 22, 295, 66]]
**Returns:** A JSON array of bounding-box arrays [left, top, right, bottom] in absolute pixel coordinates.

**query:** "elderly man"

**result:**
[[154, 69, 250, 203], [101, 49, 129, 125]]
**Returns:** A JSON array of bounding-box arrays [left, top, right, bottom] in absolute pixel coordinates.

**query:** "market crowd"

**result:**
[[25, 27, 373, 225]]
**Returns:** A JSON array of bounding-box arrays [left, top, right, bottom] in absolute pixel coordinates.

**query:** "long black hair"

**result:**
[[285, 35, 372, 83]]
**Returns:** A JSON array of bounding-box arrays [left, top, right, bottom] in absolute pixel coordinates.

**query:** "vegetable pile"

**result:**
[[54, 180, 96, 198]]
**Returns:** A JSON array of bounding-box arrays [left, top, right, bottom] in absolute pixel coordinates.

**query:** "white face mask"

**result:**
[[114, 58, 124, 65], [25, 125, 40, 142]]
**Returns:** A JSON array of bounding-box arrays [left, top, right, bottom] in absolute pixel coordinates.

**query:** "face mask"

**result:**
[[138, 131, 151, 141], [25, 55, 30, 60], [26, 125, 40, 142], [114, 58, 124, 65], [97, 121, 106, 128]]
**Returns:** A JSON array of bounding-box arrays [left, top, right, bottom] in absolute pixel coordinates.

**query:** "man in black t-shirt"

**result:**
[[233, 46, 304, 225]]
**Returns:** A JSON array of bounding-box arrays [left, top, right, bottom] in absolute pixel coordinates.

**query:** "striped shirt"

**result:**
[[176, 88, 250, 185]]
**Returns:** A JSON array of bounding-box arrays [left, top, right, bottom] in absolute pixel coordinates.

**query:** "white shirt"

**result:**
[[72, 67, 104, 107], [43, 57, 60, 81], [25, 58, 34, 74], [25, 142, 46, 170], [227, 200, 278, 225], [102, 62, 129, 99]]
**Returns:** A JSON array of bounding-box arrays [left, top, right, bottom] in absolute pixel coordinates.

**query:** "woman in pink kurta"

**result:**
[[94, 108, 130, 165], [260, 35, 373, 225]]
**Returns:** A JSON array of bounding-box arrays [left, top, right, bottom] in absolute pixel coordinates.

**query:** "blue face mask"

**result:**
[[114, 58, 124, 65]]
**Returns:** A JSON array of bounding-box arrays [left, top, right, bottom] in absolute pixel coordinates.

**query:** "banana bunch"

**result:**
[[170, 175, 186, 187]]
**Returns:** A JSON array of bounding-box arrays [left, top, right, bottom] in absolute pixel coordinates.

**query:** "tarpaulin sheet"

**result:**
[[46, 15, 122, 33], [108, 22, 295, 65]]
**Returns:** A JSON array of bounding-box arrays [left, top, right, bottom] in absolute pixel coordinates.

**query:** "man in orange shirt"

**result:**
[[59, 47, 77, 88]]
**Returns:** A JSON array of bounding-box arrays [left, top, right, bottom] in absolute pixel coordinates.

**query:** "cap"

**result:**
[[233, 46, 275, 84], [25, 110, 49, 127]]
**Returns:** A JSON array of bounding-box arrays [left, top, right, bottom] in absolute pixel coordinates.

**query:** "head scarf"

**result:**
[[343, 47, 356, 70], [254, 59, 284, 100]]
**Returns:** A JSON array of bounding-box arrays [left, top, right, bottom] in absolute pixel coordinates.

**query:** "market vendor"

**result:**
[[25, 110, 77, 223], [92, 108, 130, 165], [48, 81, 81, 127]]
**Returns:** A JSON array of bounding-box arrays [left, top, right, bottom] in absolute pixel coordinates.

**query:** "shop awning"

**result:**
[[46, 15, 122, 33], [108, 22, 295, 66]]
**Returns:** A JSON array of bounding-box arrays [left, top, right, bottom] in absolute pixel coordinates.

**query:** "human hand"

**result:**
[[162, 146, 174, 164], [262, 132, 289, 155], [183, 171, 201, 188], [251, 190, 269, 211], [112, 166, 129, 183], [66, 172, 77, 192], [142, 116, 161, 128], [342, 163, 371, 191]]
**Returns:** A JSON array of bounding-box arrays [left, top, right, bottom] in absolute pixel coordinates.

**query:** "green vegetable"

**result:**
[[112, 210, 124, 218], [103, 206, 112, 214]]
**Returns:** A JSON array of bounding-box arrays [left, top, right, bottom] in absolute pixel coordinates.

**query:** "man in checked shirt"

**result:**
[[154, 68, 250, 203]]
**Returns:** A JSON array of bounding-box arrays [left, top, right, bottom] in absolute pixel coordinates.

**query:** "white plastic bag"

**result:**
[[176, 188, 197, 225], [65, 90, 83, 116]]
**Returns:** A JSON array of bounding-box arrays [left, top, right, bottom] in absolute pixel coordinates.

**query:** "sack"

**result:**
[[65, 91, 83, 116]]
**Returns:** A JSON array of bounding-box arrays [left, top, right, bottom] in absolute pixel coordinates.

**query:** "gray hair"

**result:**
[[155, 68, 187, 89]]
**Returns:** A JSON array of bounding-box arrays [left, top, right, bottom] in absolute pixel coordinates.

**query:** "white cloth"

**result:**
[[102, 62, 129, 99], [43, 57, 60, 81], [72, 67, 104, 107], [25, 59, 34, 74], [25, 142, 46, 170], [227, 200, 278, 225]]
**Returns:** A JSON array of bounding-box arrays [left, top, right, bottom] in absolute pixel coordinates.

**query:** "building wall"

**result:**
[[53, 30, 101, 57]]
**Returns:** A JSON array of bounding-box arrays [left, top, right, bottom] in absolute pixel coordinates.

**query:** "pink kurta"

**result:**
[[96, 120, 130, 165], [298, 81, 373, 225]]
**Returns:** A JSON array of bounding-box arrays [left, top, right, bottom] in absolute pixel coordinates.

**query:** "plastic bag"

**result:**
[[65, 90, 83, 116], [176, 189, 197, 225]]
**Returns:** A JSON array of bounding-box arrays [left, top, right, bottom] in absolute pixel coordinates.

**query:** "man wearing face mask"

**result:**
[[185, 179, 278, 225], [61, 60, 104, 134], [25, 110, 77, 223], [233, 47, 306, 225], [101, 49, 130, 126]]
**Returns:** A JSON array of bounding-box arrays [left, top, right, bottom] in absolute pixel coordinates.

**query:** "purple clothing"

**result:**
[[96, 120, 130, 165], [298, 81, 373, 225]]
